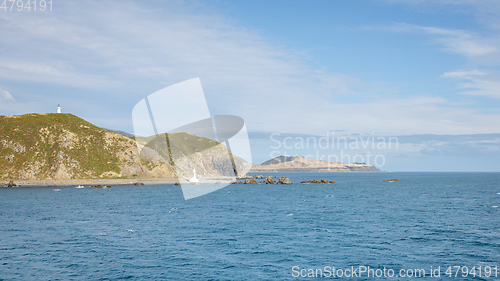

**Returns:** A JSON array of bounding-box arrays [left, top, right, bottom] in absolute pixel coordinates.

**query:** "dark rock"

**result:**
[[264, 176, 276, 184], [278, 176, 293, 184], [301, 179, 335, 184], [174, 182, 181, 185], [133, 182, 144, 186], [253, 175, 265, 179], [383, 179, 400, 182], [7, 180, 17, 187], [244, 179, 257, 184]]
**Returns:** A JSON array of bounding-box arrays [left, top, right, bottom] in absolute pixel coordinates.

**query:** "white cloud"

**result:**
[[0, 0, 499, 135], [384, 1, 500, 102], [391, 23, 498, 57], [425, 28, 497, 56], [0, 59, 116, 89], [388, 0, 500, 30], [443, 69, 500, 99], [386, 1, 500, 64], [442, 70, 487, 78], [0, 87, 15, 102]]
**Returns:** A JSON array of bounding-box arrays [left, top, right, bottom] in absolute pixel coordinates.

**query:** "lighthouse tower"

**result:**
[[56, 104, 61, 113], [189, 168, 199, 183]]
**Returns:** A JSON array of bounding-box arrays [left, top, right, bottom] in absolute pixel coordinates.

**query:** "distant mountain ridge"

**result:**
[[261, 155, 297, 165], [251, 155, 380, 172]]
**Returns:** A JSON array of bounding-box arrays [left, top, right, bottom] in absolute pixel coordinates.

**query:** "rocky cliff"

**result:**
[[137, 132, 248, 179], [251, 155, 380, 172]]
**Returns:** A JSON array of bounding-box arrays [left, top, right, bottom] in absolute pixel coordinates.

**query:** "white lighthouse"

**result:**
[[56, 104, 61, 113], [189, 168, 199, 183]]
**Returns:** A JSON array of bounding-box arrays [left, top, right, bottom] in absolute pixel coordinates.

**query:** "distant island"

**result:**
[[0, 113, 379, 185], [250, 155, 380, 173]]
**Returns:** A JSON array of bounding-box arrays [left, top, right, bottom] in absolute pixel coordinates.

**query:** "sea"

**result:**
[[1, 172, 499, 280]]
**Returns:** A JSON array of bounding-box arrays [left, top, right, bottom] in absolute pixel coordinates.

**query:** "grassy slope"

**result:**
[[142, 132, 220, 160], [0, 113, 125, 179]]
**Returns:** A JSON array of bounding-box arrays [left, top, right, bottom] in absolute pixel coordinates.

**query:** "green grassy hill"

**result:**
[[0, 113, 175, 180]]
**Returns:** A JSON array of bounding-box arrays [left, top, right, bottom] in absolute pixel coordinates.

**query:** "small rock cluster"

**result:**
[[264, 176, 276, 184], [278, 176, 293, 184], [301, 179, 336, 184], [91, 185, 112, 188], [2, 180, 18, 187], [232, 175, 293, 184], [382, 179, 400, 182], [244, 179, 257, 184]]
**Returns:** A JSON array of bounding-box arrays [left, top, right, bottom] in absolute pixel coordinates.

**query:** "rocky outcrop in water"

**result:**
[[301, 179, 336, 184], [278, 176, 293, 184], [264, 176, 276, 184], [383, 179, 400, 182]]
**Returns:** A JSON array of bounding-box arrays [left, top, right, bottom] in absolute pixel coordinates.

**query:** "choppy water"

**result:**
[[1, 172, 499, 280]]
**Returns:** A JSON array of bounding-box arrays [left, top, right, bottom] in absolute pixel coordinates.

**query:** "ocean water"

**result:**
[[1, 172, 499, 280]]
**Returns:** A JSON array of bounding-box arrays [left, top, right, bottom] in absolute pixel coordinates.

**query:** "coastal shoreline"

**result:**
[[0, 176, 248, 187], [2, 178, 179, 187]]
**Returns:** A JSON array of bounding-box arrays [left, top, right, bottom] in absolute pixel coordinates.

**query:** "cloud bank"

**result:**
[[0, 0, 499, 136]]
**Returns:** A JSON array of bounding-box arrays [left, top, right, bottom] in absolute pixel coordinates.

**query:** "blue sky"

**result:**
[[0, 0, 499, 170]]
